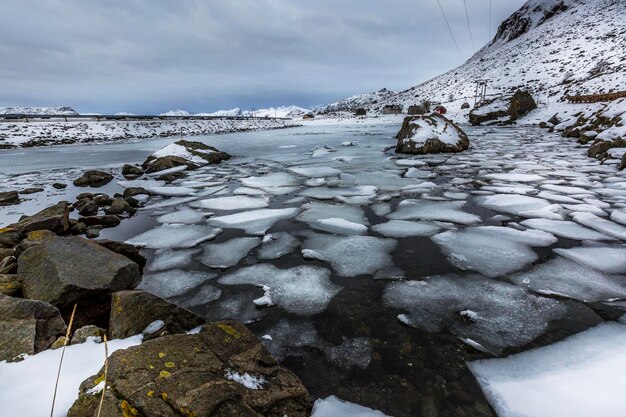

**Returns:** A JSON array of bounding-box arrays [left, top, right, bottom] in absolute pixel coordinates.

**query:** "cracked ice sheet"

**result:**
[[520, 218, 613, 241], [198, 237, 260, 268], [156, 208, 208, 224], [219, 264, 340, 315], [288, 166, 342, 178], [478, 194, 561, 219], [257, 232, 300, 260], [384, 274, 567, 354], [299, 185, 378, 201], [241, 172, 300, 195], [468, 322, 626, 417], [190, 196, 270, 211], [126, 224, 222, 249], [571, 212, 626, 240], [431, 226, 557, 278], [296, 202, 369, 226], [388, 200, 480, 225], [310, 218, 368, 235], [510, 256, 626, 302], [208, 208, 300, 235], [554, 246, 626, 274], [147, 248, 201, 272], [302, 233, 397, 277]]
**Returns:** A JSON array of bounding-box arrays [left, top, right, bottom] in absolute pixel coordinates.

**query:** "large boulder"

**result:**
[[142, 140, 231, 174], [109, 290, 205, 339], [68, 321, 313, 417], [7, 202, 70, 235], [0, 191, 20, 207], [0, 294, 66, 361], [17, 236, 141, 312], [396, 113, 469, 154], [73, 170, 114, 188], [469, 90, 537, 126], [122, 164, 144, 179]]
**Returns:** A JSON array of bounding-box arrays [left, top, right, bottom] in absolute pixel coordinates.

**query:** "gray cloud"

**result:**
[[0, 0, 526, 113]]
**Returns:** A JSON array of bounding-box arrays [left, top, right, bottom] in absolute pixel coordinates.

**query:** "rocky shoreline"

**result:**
[[0, 139, 314, 416]]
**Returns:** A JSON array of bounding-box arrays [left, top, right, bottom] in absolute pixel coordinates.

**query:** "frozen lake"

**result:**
[[1, 119, 626, 417]]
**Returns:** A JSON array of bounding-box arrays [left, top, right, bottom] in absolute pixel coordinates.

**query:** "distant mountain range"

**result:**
[[0, 106, 78, 115]]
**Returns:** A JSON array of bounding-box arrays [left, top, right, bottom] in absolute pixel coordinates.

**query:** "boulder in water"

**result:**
[[142, 140, 231, 174], [396, 113, 469, 154], [469, 90, 537, 125], [73, 170, 114, 188]]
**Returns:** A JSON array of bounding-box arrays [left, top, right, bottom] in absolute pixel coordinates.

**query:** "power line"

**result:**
[[463, 0, 476, 53], [435, 0, 464, 61], [489, 0, 492, 41]]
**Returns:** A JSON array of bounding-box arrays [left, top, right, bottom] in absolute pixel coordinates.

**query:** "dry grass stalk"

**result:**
[[50, 303, 77, 417], [95, 334, 109, 417]]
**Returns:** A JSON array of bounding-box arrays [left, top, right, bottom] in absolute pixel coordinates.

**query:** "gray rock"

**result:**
[[68, 321, 312, 417], [18, 236, 141, 310], [109, 290, 204, 339], [122, 164, 144, 179], [71, 325, 105, 345], [0, 191, 20, 207], [7, 202, 70, 235], [469, 90, 537, 126], [21, 187, 44, 195], [104, 197, 132, 215], [142, 140, 231, 174], [0, 294, 66, 361], [52, 183, 67, 190], [78, 200, 99, 217], [0, 274, 21, 296], [73, 170, 114, 188]]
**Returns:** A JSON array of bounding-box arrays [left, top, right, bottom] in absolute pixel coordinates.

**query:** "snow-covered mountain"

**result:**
[[197, 108, 243, 117], [319, 88, 397, 113], [159, 109, 192, 116], [0, 106, 78, 115], [320, 0, 626, 114], [245, 105, 310, 118]]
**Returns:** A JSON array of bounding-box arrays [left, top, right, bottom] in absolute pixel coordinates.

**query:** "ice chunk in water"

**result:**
[[388, 200, 480, 225], [571, 212, 626, 240], [384, 274, 567, 354], [395, 158, 427, 167], [191, 196, 270, 211], [139, 269, 218, 299], [371, 202, 392, 217], [611, 209, 626, 225], [145, 186, 197, 197], [404, 168, 435, 179], [147, 248, 201, 271], [324, 338, 372, 369], [297, 202, 369, 225], [483, 173, 545, 182], [520, 218, 612, 241], [126, 224, 222, 249], [478, 194, 553, 217], [311, 218, 368, 235], [241, 172, 300, 195], [562, 204, 607, 216], [156, 208, 208, 224], [208, 208, 300, 235], [299, 185, 378, 201], [312, 396, 391, 417], [510, 256, 626, 302], [257, 232, 300, 260], [468, 322, 626, 417], [431, 226, 557, 277], [199, 237, 261, 268], [554, 246, 626, 274], [372, 220, 441, 238], [219, 264, 340, 315], [289, 166, 342, 178], [301, 233, 397, 277], [263, 319, 319, 360], [310, 144, 337, 158], [233, 187, 267, 196]]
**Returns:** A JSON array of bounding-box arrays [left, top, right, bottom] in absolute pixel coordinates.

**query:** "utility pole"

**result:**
[[474, 79, 487, 106]]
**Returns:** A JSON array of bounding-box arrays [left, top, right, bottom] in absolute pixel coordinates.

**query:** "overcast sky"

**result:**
[[0, 0, 527, 114]]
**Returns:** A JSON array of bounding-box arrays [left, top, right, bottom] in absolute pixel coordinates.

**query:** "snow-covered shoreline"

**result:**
[[0, 118, 300, 148]]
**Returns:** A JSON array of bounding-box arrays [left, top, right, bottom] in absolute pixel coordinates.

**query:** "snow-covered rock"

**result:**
[[395, 114, 469, 154], [469, 90, 537, 126]]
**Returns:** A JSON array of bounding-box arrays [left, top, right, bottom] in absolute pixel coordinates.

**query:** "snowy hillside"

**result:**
[[320, 0, 626, 114], [0, 106, 78, 115], [197, 108, 243, 117]]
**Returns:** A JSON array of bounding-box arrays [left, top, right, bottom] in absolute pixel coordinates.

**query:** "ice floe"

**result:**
[[384, 274, 567, 353], [219, 264, 340, 315], [520, 218, 612, 241], [469, 322, 626, 417], [302, 233, 396, 277], [431, 226, 557, 277], [311, 218, 368, 235], [554, 246, 626, 274], [571, 211, 626, 240], [126, 224, 222, 249], [208, 208, 300, 235], [139, 269, 219, 299], [199, 237, 261, 268], [156, 208, 208, 224], [257, 232, 300, 260], [190, 196, 270, 211], [147, 248, 201, 271], [388, 200, 480, 225], [372, 220, 441, 238], [510, 256, 626, 302]]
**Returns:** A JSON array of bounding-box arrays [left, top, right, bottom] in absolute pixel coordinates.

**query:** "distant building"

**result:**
[[382, 104, 403, 115], [355, 108, 367, 116], [434, 106, 447, 115]]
